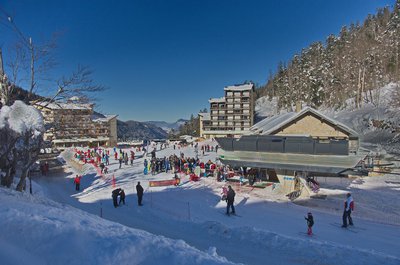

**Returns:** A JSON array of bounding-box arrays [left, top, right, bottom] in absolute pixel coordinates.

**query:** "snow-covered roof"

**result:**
[[34, 101, 93, 110], [52, 137, 110, 144], [92, 114, 118, 123], [224, 83, 254, 91], [198, 113, 210, 120], [252, 107, 359, 137], [251, 112, 296, 132], [208, 97, 225, 103]]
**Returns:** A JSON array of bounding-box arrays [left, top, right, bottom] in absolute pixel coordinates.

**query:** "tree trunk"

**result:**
[[361, 67, 365, 107], [16, 168, 28, 192]]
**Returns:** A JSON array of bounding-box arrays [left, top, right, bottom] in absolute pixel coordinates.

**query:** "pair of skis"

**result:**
[[329, 222, 366, 233]]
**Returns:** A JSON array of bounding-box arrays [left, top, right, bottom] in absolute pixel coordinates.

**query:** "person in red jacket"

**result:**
[[74, 175, 81, 191], [342, 193, 354, 227]]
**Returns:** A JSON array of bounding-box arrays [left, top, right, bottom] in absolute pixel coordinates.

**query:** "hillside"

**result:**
[[257, 2, 400, 112], [117, 120, 168, 140]]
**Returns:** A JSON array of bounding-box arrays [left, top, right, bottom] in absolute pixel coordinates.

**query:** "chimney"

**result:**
[[295, 101, 302, 113]]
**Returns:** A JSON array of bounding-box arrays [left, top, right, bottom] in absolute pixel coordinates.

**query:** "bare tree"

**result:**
[[43, 65, 106, 106]]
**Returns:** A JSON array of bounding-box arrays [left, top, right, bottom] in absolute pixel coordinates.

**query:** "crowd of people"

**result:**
[[69, 141, 358, 237]]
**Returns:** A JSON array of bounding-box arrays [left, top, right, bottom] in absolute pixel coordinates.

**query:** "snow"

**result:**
[[224, 84, 253, 91], [0, 187, 232, 265], [1, 140, 400, 264], [0, 100, 44, 135]]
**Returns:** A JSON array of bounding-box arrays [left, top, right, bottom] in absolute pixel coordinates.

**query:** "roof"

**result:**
[[198, 113, 210, 120], [52, 136, 110, 144], [251, 112, 296, 132], [224, 83, 254, 91], [92, 114, 118, 123], [251, 107, 359, 138], [34, 101, 93, 110], [208, 97, 225, 103]]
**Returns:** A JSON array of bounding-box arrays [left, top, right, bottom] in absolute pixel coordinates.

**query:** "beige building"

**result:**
[[33, 100, 118, 149], [199, 83, 255, 139], [250, 107, 359, 153]]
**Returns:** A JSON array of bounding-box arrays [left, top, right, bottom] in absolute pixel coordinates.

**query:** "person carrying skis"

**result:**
[[305, 212, 314, 235], [136, 182, 144, 206], [226, 185, 236, 215], [342, 193, 354, 227], [73, 175, 81, 191]]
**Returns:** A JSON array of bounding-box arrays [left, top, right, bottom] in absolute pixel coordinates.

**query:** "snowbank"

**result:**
[[0, 187, 233, 265]]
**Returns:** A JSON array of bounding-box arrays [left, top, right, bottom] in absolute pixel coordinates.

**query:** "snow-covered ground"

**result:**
[[1, 141, 400, 265]]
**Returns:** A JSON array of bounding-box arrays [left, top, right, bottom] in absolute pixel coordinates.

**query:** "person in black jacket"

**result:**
[[119, 189, 126, 205], [226, 185, 236, 215], [305, 212, 314, 235], [136, 182, 144, 206], [112, 188, 121, 208]]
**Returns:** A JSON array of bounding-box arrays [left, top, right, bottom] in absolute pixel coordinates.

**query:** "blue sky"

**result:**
[[0, 0, 394, 122]]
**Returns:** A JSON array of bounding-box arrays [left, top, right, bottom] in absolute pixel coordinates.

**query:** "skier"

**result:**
[[305, 212, 314, 235], [100, 162, 105, 173], [342, 193, 354, 227], [119, 189, 126, 205], [112, 188, 121, 208], [124, 154, 129, 165], [136, 181, 144, 206], [226, 185, 236, 215], [73, 175, 81, 191], [119, 156, 123, 169]]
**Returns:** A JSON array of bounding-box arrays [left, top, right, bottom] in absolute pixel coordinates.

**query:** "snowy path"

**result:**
[[35, 144, 400, 265]]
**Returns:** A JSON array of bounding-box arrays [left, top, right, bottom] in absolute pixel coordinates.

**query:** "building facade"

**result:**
[[33, 100, 118, 150], [199, 83, 255, 139]]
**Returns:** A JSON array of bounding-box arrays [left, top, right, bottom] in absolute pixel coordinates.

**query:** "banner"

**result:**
[[149, 179, 178, 187]]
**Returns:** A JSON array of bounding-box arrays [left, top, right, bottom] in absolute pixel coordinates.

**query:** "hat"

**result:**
[[308, 212, 312, 215]]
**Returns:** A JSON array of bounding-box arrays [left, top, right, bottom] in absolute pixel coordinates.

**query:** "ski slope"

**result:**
[[3, 141, 394, 265]]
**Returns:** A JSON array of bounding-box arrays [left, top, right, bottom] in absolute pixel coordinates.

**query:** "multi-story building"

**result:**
[[33, 99, 118, 150], [199, 83, 254, 139]]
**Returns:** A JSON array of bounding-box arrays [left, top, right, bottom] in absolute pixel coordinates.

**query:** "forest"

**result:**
[[258, 1, 400, 111]]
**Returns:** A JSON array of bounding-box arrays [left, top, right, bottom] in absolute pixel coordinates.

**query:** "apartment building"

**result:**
[[33, 100, 118, 150], [199, 83, 254, 139]]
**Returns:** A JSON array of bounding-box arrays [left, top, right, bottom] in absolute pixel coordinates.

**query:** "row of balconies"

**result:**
[[225, 92, 251, 97], [225, 97, 250, 103], [204, 126, 248, 131], [210, 102, 251, 110], [211, 116, 250, 121], [209, 122, 251, 127]]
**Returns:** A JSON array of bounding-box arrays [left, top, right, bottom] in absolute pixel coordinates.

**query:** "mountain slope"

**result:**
[[145, 119, 188, 132], [117, 120, 167, 140]]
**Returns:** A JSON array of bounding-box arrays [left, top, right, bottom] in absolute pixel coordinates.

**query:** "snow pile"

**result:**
[[0, 100, 44, 135], [0, 187, 233, 265]]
